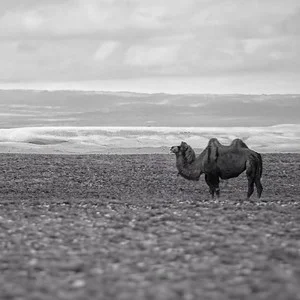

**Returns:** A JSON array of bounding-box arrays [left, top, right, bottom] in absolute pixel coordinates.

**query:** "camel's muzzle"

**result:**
[[170, 146, 179, 153]]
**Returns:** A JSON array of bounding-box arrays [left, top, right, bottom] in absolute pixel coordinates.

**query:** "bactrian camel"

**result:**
[[170, 138, 263, 199]]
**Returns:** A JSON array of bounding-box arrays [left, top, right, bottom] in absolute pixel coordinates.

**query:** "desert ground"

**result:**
[[0, 152, 300, 300]]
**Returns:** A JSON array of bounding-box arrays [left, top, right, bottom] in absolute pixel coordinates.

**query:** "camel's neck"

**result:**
[[197, 150, 207, 172], [175, 152, 204, 181]]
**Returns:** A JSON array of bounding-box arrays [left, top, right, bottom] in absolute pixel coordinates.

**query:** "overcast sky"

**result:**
[[1, 0, 300, 93]]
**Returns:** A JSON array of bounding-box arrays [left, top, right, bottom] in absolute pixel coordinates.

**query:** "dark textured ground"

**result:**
[[0, 153, 300, 300]]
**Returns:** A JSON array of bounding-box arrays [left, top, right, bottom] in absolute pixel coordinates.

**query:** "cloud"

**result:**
[[0, 0, 169, 38], [243, 39, 269, 55], [94, 41, 119, 61], [279, 7, 300, 36], [0, 0, 299, 89], [125, 44, 179, 66]]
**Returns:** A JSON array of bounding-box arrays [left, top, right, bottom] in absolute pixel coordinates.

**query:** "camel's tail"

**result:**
[[254, 152, 263, 198], [256, 152, 263, 179]]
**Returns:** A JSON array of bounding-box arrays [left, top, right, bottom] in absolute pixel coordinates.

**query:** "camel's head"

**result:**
[[170, 141, 190, 154], [170, 141, 196, 163]]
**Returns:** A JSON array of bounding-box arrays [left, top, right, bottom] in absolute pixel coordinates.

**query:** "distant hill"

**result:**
[[0, 90, 299, 128]]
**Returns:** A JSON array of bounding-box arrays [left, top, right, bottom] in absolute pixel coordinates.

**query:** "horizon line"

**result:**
[[0, 87, 299, 96]]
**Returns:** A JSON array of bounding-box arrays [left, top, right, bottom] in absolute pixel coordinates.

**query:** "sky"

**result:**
[[0, 0, 300, 93]]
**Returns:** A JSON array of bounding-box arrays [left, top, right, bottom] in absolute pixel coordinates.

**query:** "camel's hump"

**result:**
[[231, 138, 249, 148], [208, 138, 221, 146]]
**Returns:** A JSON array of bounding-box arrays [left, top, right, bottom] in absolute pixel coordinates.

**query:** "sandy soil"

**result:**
[[0, 153, 300, 300]]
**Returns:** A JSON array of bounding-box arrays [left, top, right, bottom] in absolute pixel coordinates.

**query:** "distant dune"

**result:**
[[0, 125, 299, 154], [0, 90, 300, 128], [0, 90, 299, 153]]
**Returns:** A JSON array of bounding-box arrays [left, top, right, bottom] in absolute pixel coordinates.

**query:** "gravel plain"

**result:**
[[0, 153, 300, 300]]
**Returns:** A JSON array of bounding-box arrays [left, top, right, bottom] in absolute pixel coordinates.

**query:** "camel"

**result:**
[[170, 138, 263, 199]]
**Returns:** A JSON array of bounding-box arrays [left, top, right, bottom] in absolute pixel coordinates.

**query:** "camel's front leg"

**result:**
[[205, 174, 220, 199]]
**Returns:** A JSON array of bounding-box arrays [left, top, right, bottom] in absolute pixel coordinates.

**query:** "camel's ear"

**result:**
[[181, 141, 188, 150]]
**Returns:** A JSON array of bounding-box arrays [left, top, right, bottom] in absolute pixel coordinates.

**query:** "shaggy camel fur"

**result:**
[[171, 138, 263, 199]]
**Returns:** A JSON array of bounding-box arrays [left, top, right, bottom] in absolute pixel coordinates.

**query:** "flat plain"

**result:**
[[0, 153, 300, 300]]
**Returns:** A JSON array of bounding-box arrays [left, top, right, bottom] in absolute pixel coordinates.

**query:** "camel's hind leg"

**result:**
[[246, 161, 255, 199], [205, 174, 220, 199], [246, 158, 263, 199], [205, 174, 214, 198], [255, 154, 263, 198], [255, 178, 263, 198]]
